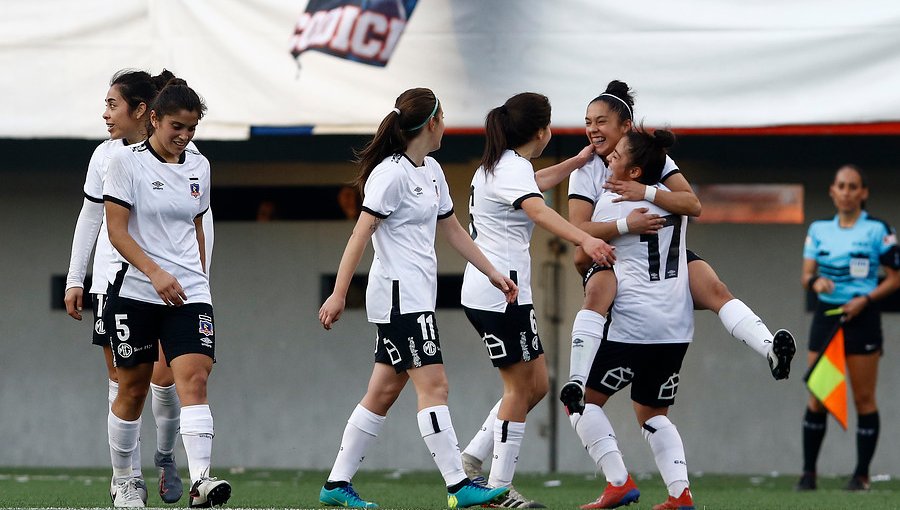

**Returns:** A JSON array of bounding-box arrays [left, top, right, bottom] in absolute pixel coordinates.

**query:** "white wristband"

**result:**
[[644, 185, 657, 203], [616, 218, 629, 235]]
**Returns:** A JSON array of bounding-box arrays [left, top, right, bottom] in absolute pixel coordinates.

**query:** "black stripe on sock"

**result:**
[[642, 422, 657, 434], [430, 411, 440, 434], [323, 480, 349, 490], [501, 420, 509, 443]]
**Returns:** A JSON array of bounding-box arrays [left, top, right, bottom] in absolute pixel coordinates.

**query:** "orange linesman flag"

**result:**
[[804, 326, 848, 430]]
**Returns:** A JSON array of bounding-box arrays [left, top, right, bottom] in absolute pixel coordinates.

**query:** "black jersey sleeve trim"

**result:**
[[84, 192, 104, 204], [195, 206, 210, 219], [103, 195, 132, 210], [513, 193, 544, 210], [660, 169, 682, 184], [567, 194, 595, 205], [437, 208, 455, 220], [361, 206, 389, 219]]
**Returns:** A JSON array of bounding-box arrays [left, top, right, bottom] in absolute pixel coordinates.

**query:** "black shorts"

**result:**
[[91, 293, 109, 346], [686, 250, 703, 264], [104, 295, 216, 368], [374, 311, 443, 373], [464, 304, 544, 368], [809, 300, 883, 355], [583, 262, 614, 288], [586, 340, 690, 408]]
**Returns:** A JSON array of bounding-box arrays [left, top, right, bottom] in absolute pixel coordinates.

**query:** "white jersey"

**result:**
[[103, 141, 212, 305], [362, 153, 454, 323], [568, 154, 680, 206], [462, 150, 542, 311], [594, 190, 693, 344]]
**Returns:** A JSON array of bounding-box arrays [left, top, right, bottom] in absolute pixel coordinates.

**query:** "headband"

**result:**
[[404, 98, 440, 131], [599, 93, 633, 119]]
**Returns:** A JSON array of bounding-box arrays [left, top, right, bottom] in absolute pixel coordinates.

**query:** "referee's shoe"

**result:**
[[767, 329, 796, 380]]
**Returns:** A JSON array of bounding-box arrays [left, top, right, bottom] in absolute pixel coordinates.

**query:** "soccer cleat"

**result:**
[[461, 453, 487, 486], [155, 451, 183, 503], [189, 477, 231, 508], [559, 380, 586, 415], [652, 488, 694, 510], [767, 329, 796, 380], [844, 475, 871, 491], [580, 475, 640, 509], [110, 477, 146, 508], [486, 485, 546, 508], [319, 483, 379, 508], [448, 479, 509, 508], [795, 472, 816, 491], [132, 478, 149, 505]]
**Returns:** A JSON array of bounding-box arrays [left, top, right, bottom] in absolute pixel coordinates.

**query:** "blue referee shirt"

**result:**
[[804, 211, 900, 305]]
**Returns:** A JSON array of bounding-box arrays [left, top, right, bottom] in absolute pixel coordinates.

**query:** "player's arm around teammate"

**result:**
[[797, 164, 900, 492], [104, 79, 230, 508], [318, 88, 515, 510], [567, 80, 795, 383]]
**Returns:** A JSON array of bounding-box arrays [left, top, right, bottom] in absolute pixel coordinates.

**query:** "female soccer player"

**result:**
[[317, 88, 515, 509], [797, 164, 900, 492], [459, 92, 614, 508], [63, 69, 202, 505], [571, 128, 696, 510], [103, 78, 229, 508]]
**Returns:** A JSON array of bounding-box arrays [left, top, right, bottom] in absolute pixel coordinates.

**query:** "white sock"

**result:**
[[151, 383, 181, 455], [642, 415, 689, 497], [718, 299, 772, 358], [417, 405, 466, 487], [488, 420, 525, 488], [570, 404, 628, 485], [108, 379, 118, 409], [328, 404, 386, 483], [463, 399, 501, 463], [108, 411, 141, 482], [570, 310, 606, 384], [181, 404, 214, 483]]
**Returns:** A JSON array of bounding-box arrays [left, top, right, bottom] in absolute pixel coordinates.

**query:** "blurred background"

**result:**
[[2, 0, 899, 477]]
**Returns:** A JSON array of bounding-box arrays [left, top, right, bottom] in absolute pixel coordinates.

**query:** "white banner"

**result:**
[[2, 0, 899, 139]]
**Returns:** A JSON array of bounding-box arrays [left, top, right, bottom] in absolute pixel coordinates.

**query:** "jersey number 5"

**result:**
[[639, 214, 682, 281]]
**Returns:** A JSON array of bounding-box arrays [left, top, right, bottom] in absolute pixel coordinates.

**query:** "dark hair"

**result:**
[[588, 80, 634, 123], [834, 163, 868, 210], [150, 78, 207, 121], [353, 88, 440, 190], [480, 92, 551, 173], [621, 127, 676, 185], [110, 69, 175, 114]]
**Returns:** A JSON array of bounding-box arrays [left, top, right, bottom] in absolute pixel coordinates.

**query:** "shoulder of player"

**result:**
[[861, 213, 894, 233]]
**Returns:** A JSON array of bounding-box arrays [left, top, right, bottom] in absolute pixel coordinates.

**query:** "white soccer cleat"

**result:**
[[110, 477, 146, 508], [189, 477, 232, 508]]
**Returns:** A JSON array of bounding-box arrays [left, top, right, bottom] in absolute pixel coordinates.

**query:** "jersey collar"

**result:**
[[144, 140, 186, 164]]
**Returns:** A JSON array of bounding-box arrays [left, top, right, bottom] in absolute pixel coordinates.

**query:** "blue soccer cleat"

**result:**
[[319, 483, 379, 508], [448, 479, 509, 508]]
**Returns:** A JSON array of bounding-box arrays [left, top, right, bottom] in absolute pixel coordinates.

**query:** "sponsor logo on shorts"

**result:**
[[658, 373, 680, 400], [483, 334, 507, 359], [117, 343, 133, 358], [423, 340, 437, 356], [200, 337, 213, 348], [409, 336, 422, 367], [601, 367, 633, 391], [532, 335, 539, 352], [519, 332, 531, 362], [95, 318, 106, 335], [198, 315, 214, 336]]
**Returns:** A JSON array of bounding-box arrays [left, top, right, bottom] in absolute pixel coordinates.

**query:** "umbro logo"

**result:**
[[152, 181, 165, 190], [413, 186, 423, 195]]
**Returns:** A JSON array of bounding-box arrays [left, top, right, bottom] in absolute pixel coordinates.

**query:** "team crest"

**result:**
[[198, 314, 214, 336], [190, 183, 201, 198]]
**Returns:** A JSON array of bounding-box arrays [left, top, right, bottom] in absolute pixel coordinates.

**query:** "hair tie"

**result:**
[[599, 93, 633, 119], [404, 98, 440, 132], [392, 107, 401, 115]]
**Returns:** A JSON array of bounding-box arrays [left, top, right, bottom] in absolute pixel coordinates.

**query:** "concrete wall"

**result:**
[[2, 140, 900, 479]]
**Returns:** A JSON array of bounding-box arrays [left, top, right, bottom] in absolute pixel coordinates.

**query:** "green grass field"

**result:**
[[0, 467, 897, 509]]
